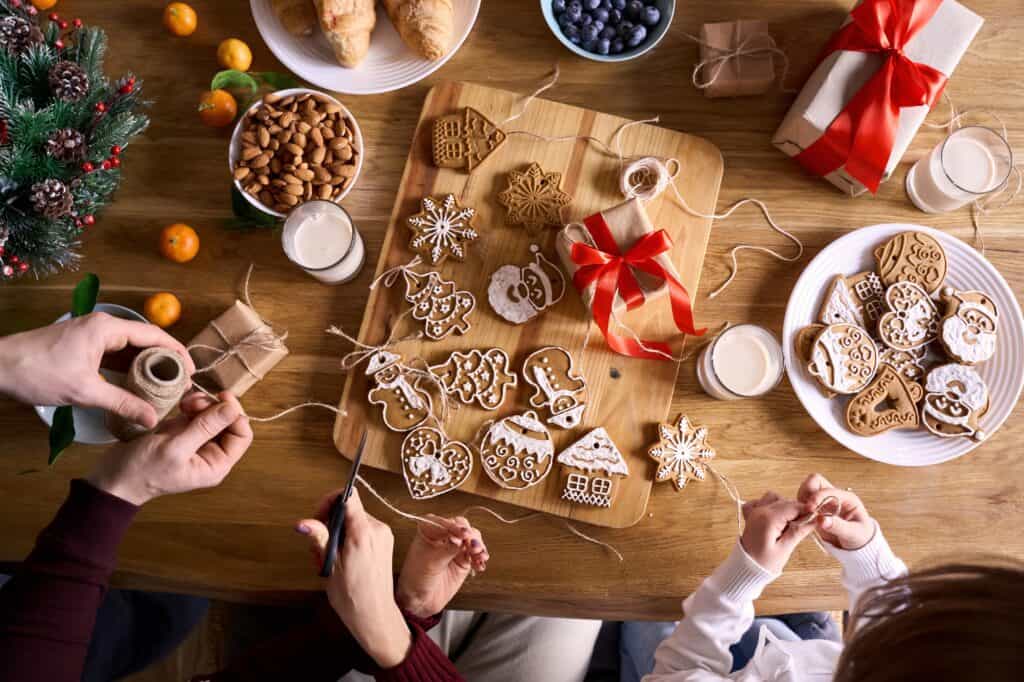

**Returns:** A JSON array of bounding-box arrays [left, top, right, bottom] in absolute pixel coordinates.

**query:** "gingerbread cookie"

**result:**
[[430, 348, 517, 411], [432, 107, 506, 172], [479, 411, 554, 490], [938, 287, 999, 365], [806, 323, 878, 395], [921, 363, 989, 441], [848, 271, 888, 328], [521, 346, 587, 429], [877, 281, 939, 351], [876, 344, 927, 383], [556, 428, 629, 508], [366, 351, 432, 432], [497, 163, 572, 234], [407, 194, 479, 265], [647, 414, 715, 492], [845, 365, 924, 436], [401, 427, 474, 500], [402, 270, 475, 341], [874, 231, 947, 294], [488, 245, 565, 324], [818, 275, 867, 328], [795, 323, 827, 363]]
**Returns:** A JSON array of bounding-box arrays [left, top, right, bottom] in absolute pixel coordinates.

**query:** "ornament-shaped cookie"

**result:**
[[921, 363, 989, 441], [874, 231, 947, 294], [845, 365, 924, 436], [521, 346, 587, 429], [430, 348, 517, 411], [407, 194, 479, 265], [806, 323, 878, 395], [478, 411, 554, 490], [497, 163, 572, 234], [432, 107, 506, 172], [647, 414, 715, 492], [487, 245, 565, 324], [556, 428, 629, 508], [401, 427, 474, 500], [402, 270, 475, 340], [938, 287, 999, 365], [366, 350, 432, 432], [877, 281, 939, 351]]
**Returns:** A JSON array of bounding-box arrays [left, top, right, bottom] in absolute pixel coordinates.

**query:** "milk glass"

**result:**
[[697, 324, 784, 400], [906, 126, 1013, 213], [281, 200, 366, 284]]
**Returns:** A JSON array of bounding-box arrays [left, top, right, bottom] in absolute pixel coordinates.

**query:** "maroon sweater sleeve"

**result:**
[[0, 479, 139, 682]]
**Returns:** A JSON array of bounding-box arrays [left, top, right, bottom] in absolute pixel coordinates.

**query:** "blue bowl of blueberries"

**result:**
[[543, 0, 674, 61]]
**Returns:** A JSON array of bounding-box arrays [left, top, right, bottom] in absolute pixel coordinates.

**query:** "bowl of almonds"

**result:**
[[229, 88, 363, 218]]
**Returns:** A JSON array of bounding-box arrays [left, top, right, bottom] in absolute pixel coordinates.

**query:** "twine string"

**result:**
[[498, 65, 561, 126], [681, 30, 795, 94], [370, 256, 424, 290]]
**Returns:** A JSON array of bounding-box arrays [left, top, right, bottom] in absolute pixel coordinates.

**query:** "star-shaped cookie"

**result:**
[[648, 414, 716, 492], [406, 194, 479, 265], [497, 163, 572, 234]]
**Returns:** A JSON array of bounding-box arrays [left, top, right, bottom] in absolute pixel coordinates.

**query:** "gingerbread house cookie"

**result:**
[[432, 107, 506, 172], [556, 428, 629, 508]]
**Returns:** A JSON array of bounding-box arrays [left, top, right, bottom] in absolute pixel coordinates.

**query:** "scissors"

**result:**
[[319, 428, 367, 578]]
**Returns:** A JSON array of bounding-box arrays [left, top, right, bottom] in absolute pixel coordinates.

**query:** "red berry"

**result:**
[[101, 160, 111, 170], [73, 18, 83, 28], [9, 255, 18, 263], [0, 246, 5, 256], [119, 84, 134, 94], [49, 12, 59, 20], [58, 20, 68, 29], [82, 161, 94, 172], [2, 265, 13, 277], [17, 262, 28, 273], [75, 219, 83, 228], [129, 76, 136, 84], [54, 39, 64, 49], [83, 215, 96, 225], [26, 6, 36, 15], [110, 145, 122, 156], [11, 0, 21, 8], [95, 102, 107, 112], [110, 157, 121, 168]]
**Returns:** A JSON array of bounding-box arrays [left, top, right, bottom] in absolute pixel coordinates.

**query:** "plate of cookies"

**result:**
[[783, 223, 1024, 466]]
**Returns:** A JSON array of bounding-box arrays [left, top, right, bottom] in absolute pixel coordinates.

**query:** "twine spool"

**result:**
[[107, 347, 190, 441]]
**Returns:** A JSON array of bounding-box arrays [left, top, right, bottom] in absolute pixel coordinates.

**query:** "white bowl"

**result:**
[[228, 87, 364, 219], [249, 0, 481, 95], [782, 223, 1024, 466]]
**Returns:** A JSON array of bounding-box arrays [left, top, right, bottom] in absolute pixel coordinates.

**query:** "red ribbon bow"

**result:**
[[795, 0, 948, 193], [570, 212, 705, 360]]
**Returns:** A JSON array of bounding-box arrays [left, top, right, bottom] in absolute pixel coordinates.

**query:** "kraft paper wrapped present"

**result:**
[[189, 300, 289, 397], [698, 20, 777, 98], [773, 0, 983, 195]]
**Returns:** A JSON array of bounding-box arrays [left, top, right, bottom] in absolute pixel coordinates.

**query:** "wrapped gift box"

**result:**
[[699, 20, 777, 99], [773, 0, 983, 195]]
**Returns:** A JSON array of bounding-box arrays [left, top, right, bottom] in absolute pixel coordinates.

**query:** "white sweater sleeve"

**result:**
[[824, 521, 907, 614], [643, 542, 777, 682]]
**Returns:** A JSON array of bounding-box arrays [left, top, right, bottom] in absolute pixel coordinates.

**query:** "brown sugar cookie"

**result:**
[[521, 346, 587, 429], [874, 231, 947, 294], [430, 348, 517, 411], [806, 323, 878, 395], [432, 107, 506, 172], [877, 281, 939, 351], [845, 365, 924, 436], [938, 287, 999, 365], [921, 363, 990, 441], [497, 163, 572, 234], [406, 194, 479, 265], [795, 323, 826, 363], [647, 414, 715, 492], [818, 275, 867, 328]]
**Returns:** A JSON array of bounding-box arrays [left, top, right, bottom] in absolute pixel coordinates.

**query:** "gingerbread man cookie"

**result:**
[[430, 348, 517, 411], [845, 365, 924, 436], [647, 414, 715, 492], [921, 363, 989, 441], [402, 270, 475, 341], [522, 346, 587, 429], [874, 231, 947, 294], [401, 427, 474, 500], [938, 287, 999, 365], [497, 163, 572, 234], [366, 350, 432, 432], [806, 323, 878, 395], [407, 194, 479, 265], [478, 411, 554, 490], [877, 281, 939, 351], [488, 245, 566, 325]]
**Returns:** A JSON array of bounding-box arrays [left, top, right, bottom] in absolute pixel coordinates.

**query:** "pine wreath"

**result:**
[[0, 1, 148, 280]]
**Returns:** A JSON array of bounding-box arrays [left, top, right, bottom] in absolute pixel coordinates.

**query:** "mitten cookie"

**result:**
[[938, 287, 999, 364], [401, 427, 473, 499], [874, 231, 947, 294], [366, 351, 432, 432], [921, 363, 989, 441], [406, 194, 478, 265], [556, 428, 629, 508], [806, 323, 878, 395], [521, 346, 587, 429], [846, 365, 924, 436], [479, 411, 554, 490], [877, 281, 939, 350], [430, 348, 517, 411], [488, 245, 565, 324]]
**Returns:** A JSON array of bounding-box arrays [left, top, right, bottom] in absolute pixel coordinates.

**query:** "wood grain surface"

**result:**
[[0, 0, 1022, 620], [333, 80, 722, 528]]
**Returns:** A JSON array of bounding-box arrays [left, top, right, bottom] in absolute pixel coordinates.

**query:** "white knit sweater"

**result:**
[[643, 524, 907, 682]]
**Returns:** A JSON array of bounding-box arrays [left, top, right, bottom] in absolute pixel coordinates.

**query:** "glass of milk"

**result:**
[[697, 324, 784, 400], [906, 126, 1013, 213], [281, 200, 366, 284]]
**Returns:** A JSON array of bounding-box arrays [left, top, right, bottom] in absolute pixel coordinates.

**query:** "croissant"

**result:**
[[314, 0, 376, 68], [382, 0, 454, 61], [271, 0, 317, 37]]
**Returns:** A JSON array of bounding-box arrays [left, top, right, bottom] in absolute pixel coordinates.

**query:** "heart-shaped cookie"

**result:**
[[878, 281, 939, 350], [401, 427, 473, 500]]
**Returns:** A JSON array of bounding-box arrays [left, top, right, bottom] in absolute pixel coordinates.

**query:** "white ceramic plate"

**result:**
[[782, 223, 1024, 466], [250, 0, 481, 95]]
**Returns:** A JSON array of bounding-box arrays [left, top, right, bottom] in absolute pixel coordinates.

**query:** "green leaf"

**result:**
[[230, 186, 280, 229], [71, 273, 99, 316], [48, 405, 75, 465], [251, 71, 301, 91], [211, 70, 260, 94]]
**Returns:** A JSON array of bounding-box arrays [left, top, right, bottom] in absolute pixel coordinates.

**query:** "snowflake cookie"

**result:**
[[497, 163, 572, 234], [648, 414, 716, 492], [406, 194, 479, 265]]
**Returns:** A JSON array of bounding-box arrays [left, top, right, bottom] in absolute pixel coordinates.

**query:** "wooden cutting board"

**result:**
[[334, 81, 723, 528]]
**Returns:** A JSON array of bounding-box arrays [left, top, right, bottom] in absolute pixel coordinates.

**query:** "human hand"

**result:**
[[397, 515, 489, 619], [740, 491, 817, 574], [797, 474, 875, 550], [0, 312, 194, 427], [296, 489, 412, 669], [87, 392, 252, 506]]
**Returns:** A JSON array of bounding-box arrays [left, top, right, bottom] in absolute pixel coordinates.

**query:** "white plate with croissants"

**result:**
[[252, 0, 481, 95], [782, 223, 1024, 467]]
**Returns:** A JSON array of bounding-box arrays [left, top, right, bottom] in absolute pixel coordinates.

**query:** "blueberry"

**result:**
[[640, 5, 660, 26], [592, 7, 609, 22], [552, 0, 567, 12], [557, 12, 574, 27], [608, 8, 622, 23], [610, 38, 624, 53], [617, 19, 634, 37], [584, 0, 601, 8], [626, 23, 647, 47], [600, 0, 612, 8], [565, 1, 583, 21], [611, 0, 626, 9], [562, 23, 582, 43], [582, 39, 599, 52], [625, 0, 645, 20], [595, 38, 611, 55], [591, 19, 604, 32], [580, 13, 592, 25], [600, 25, 617, 39], [581, 23, 600, 42]]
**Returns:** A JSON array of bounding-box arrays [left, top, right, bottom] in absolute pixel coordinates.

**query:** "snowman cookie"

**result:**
[[522, 346, 588, 429], [366, 351, 433, 432], [430, 348, 517, 411], [874, 231, 947, 295], [478, 411, 554, 490], [401, 427, 474, 500], [487, 245, 565, 324], [807, 323, 878, 395], [921, 363, 989, 441], [877, 281, 939, 351], [938, 287, 999, 365]]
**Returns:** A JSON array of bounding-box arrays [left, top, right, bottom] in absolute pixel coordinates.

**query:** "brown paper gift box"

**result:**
[[189, 300, 289, 397], [699, 20, 776, 99], [555, 198, 681, 315]]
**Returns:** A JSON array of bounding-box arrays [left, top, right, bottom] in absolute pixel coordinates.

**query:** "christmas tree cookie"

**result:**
[[401, 270, 475, 340]]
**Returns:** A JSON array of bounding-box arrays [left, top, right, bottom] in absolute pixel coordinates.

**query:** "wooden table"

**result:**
[[1, 0, 1021, 620]]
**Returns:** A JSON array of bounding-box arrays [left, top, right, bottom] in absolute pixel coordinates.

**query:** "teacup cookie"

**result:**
[[807, 323, 878, 395], [479, 411, 554, 490], [938, 287, 999, 365], [430, 348, 517, 411], [921, 363, 989, 441], [874, 231, 947, 294], [406, 194, 479, 265], [795, 324, 827, 363], [366, 351, 433, 432], [877, 281, 939, 351], [876, 344, 927, 383], [401, 427, 474, 500], [522, 346, 587, 429], [846, 365, 924, 436]]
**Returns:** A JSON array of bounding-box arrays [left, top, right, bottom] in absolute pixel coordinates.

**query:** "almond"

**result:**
[[295, 168, 315, 181], [336, 146, 353, 162], [241, 146, 261, 161], [310, 146, 327, 165], [292, 132, 307, 148], [258, 127, 270, 148], [250, 153, 271, 168], [283, 183, 304, 196], [318, 184, 334, 200], [234, 166, 251, 181]]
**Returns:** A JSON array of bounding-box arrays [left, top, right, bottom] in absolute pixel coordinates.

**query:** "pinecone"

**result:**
[[29, 179, 74, 219], [44, 128, 88, 162], [0, 15, 43, 55], [48, 61, 90, 102]]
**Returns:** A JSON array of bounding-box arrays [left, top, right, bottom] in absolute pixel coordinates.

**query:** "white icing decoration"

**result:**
[[556, 427, 629, 475], [401, 427, 473, 500], [925, 363, 988, 412], [808, 325, 877, 394], [487, 245, 565, 325], [648, 415, 715, 491], [522, 346, 587, 429], [408, 195, 478, 264], [878, 282, 939, 350], [941, 301, 998, 364], [820, 276, 865, 327], [402, 271, 475, 340], [479, 411, 554, 490], [430, 349, 516, 411]]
